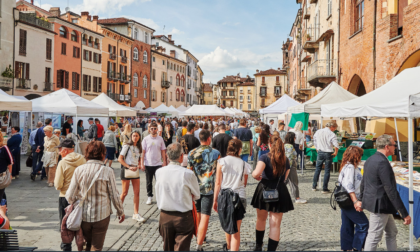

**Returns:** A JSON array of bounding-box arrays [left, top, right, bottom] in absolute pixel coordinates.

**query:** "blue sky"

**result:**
[[34, 0, 300, 83]]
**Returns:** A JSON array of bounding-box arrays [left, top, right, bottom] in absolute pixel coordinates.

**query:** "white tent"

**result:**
[[0, 91, 32, 111], [31, 89, 109, 116], [182, 105, 232, 116], [168, 105, 180, 117], [91, 93, 136, 117], [260, 94, 299, 115], [133, 101, 148, 114], [288, 81, 358, 114], [322, 67, 420, 118], [177, 105, 189, 112], [150, 104, 170, 114], [225, 108, 238, 116], [145, 107, 153, 111]]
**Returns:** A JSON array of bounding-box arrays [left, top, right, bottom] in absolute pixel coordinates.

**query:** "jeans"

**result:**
[[240, 154, 249, 162], [341, 207, 369, 251], [145, 165, 161, 197], [97, 137, 103, 141], [31, 147, 46, 177], [312, 151, 332, 191], [294, 144, 305, 170], [305, 135, 311, 142], [59, 197, 72, 251]]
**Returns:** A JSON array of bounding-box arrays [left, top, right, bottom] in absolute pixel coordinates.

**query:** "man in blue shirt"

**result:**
[[28, 122, 41, 149], [31, 118, 52, 181]]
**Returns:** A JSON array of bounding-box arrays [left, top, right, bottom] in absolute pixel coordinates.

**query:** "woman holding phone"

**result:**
[[118, 131, 145, 223]]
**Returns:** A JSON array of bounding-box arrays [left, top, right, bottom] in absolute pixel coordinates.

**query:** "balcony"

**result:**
[[119, 94, 125, 102], [161, 80, 171, 89], [121, 56, 127, 64], [19, 13, 53, 31], [125, 94, 131, 102], [0, 77, 13, 91], [43, 82, 53, 92], [298, 88, 312, 97], [110, 53, 117, 60], [310, 0, 318, 3], [108, 71, 117, 80], [307, 59, 337, 88], [303, 25, 320, 53], [15, 78, 31, 89], [274, 92, 281, 97], [119, 73, 130, 83], [222, 86, 235, 90], [107, 92, 118, 101], [260, 92, 267, 97], [304, 6, 311, 19]]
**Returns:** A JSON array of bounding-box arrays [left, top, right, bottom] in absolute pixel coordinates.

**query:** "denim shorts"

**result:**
[[195, 194, 214, 216]]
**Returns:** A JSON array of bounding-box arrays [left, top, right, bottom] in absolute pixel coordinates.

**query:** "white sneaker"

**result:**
[[132, 213, 146, 223], [146, 197, 152, 205], [295, 199, 308, 204]]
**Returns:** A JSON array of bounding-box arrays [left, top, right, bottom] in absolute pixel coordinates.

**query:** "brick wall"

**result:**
[[131, 40, 151, 108]]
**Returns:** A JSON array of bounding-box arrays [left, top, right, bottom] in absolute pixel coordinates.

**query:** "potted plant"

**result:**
[[306, 34, 311, 40]]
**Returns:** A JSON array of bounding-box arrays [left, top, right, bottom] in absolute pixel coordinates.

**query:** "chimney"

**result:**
[[87, 15, 92, 21], [151, 45, 156, 50], [178, 45, 182, 48], [256, 69, 259, 73], [170, 50, 176, 58], [31, 0, 34, 4], [168, 34, 172, 40], [49, 7, 61, 17], [278, 68, 281, 70], [92, 15, 99, 21], [81, 11, 89, 19]]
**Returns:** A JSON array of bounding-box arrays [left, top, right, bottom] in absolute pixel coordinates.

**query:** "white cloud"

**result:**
[[33, 1, 52, 12], [168, 28, 184, 35], [70, 0, 137, 15], [199, 47, 244, 72], [124, 15, 160, 30]]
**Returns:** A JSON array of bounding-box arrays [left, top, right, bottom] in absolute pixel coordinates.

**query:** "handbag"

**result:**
[[0, 170, 11, 190], [121, 146, 140, 179], [262, 174, 282, 203], [66, 165, 104, 231], [330, 168, 354, 210], [26, 152, 33, 168]]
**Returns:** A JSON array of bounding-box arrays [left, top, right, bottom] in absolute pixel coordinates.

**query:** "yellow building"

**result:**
[[254, 69, 287, 109], [237, 77, 256, 114], [203, 83, 213, 105]]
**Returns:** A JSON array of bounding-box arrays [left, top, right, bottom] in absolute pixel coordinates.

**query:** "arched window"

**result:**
[[133, 73, 138, 87], [94, 38, 100, 49], [181, 90, 185, 102], [176, 75, 180, 86], [59, 26, 67, 38], [143, 75, 148, 88], [134, 28, 138, 40], [143, 51, 148, 63], [133, 48, 139, 61], [176, 89, 180, 101], [88, 36, 93, 47], [71, 31, 77, 42]]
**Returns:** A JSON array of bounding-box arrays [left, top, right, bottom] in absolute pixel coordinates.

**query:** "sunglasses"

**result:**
[[150, 128, 157, 130]]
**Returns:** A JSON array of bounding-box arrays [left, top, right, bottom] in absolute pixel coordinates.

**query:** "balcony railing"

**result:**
[[119, 94, 125, 102], [15, 78, 31, 89], [307, 59, 337, 86], [110, 53, 117, 60], [260, 91, 267, 97], [121, 56, 127, 63], [303, 24, 320, 53], [107, 91, 117, 101], [222, 86, 235, 90], [161, 80, 171, 89], [43, 82, 53, 92], [108, 71, 117, 80], [274, 92, 281, 97], [119, 73, 130, 83], [19, 13, 53, 31], [0, 77, 13, 91], [82, 39, 87, 45], [125, 94, 131, 102]]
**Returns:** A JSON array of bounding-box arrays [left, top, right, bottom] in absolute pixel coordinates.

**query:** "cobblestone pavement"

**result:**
[[8, 155, 420, 251]]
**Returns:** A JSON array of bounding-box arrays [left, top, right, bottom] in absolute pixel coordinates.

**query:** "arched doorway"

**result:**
[[348, 74, 367, 132], [397, 49, 420, 75]]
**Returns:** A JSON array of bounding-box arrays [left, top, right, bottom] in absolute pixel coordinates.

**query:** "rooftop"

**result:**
[[98, 17, 155, 32], [254, 68, 286, 76]]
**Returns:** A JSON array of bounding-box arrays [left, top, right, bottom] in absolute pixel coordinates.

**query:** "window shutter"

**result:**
[[57, 70, 62, 88], [99, 54, 102, 64], [15, 62, 20, 78], [93, 77, 97, 92], [88, 76, 91, 91], [124, 66, 127, 75], [46, 39, 52, 60], [89, 51, 92, 61], [76, 73, 80, 90], [107, 82, 109, 92], [25, 63, 30, 80], [107, 62, 110, 77], [108, 44, 111, 53], [98, 78, 102, 92], [83, 75, 86, 91], [65, 71, 69, 89], [72, 72, 76, 90], [64, 43, 67, 55], [120, 48, 123, 56], [113, 46, 116, 55]]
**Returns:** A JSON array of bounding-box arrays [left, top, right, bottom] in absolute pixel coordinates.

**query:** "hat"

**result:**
[[57, 139, 76, 149], [88, 118, 94, 121]]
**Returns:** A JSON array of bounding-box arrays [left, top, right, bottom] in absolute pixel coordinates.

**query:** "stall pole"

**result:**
[[408, 118, 414, 251], [319, 116, 323, 189], [74, 113, 78, 154], [394, 118, 403, 161], [30, 112, 33, 132], [7, 112, 10, 132]]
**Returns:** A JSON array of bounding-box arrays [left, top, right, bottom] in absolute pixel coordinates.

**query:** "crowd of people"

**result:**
[[0, 114, 413, 251]]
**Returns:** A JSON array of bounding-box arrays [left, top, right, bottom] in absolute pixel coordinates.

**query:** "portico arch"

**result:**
[[347, 74, 366, 96], [396, 49, 420, 75]]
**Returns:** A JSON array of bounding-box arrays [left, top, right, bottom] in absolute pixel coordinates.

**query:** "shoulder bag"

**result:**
[[26, 152, 33, 167], [330, 167, 354, 210], [0, 170, 11, 190], [66, 165, 105, 231], [262, 173, 283, 203], [122, 146, 140, 179]]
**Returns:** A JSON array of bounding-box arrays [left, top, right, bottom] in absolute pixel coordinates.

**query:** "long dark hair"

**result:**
[[340, 146, 363, 172], [260, 124, 271, 145], [284, 132, 295, 145], [77, 120, 83, 127], [127, 130, 142, 153], [268, 135, 287, 177]]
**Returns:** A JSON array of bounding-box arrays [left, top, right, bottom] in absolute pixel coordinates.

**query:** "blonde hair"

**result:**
[[44, 126, 54, 132], [0, 134, 4, 147], [123, 124, 132, 135], [109, 125, 115, 131], [294, 121, 303, 132], [255, 126, 262, 133]]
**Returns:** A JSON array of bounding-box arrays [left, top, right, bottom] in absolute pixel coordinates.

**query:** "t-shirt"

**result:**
[[96, 124, 104, 138], [141, 135, 166, 166], [120, 145, 141, 166], [212, 133, 232, 158], [62, 122, 73, 136], [218, 156, 252, 199], [0, 146, 13, 173], [234, 127, 253, 142], [182, 128, 187, 136], [181, 134, 201, 155], [259, 153, 290, 182]]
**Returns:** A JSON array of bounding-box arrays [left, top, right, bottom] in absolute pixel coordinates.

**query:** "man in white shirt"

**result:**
[[194, 122, 203, 140], [312, 122, 339, 193], [269, 119, 276, 134], [156, 143, 200, 251]]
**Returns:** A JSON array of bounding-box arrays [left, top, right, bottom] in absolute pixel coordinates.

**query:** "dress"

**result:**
[[251, 154, 294, 213]]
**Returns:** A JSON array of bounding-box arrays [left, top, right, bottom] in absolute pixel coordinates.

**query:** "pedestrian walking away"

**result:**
[[87, 118, 98, 141], [121, 124, 132, 146], [312, 121, 339, 193], [361, 134, 411, 251], [65, 141, 125, 251], [54, 139, 86, 251], [213, 139, 251, 251], [187, 129, 220, 251], [102, 125, 118, 167], [251, 135, 294, 251], [140, 122, 167, 205], [155, 143, 200, 251], [118, 130, 146, 223], [233, 119, 253, 162], [257, 125, 271, 160], [212, 123, 233, 158]]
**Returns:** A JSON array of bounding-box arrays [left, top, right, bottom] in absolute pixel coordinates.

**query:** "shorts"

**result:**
[[105, 147, 115, 160], [195, 194, 214, 216]]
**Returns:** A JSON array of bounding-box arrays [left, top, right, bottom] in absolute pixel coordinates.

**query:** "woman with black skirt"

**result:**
[[251, 135, 294, 251]]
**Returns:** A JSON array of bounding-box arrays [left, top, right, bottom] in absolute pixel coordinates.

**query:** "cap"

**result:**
[[57, 139, 76, 149], [88, 118, 94, 121]]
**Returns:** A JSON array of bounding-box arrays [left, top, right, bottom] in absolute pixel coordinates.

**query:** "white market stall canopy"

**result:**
[[177, 105, 189, 112], [31, 89, 109, 116], [150, 104, 170, 113], [224, 108, 238, 116], [91, 93, 136, 117], [168, 105, 180, 117], [0, 90, 32, 111], [322, 67, 420, 118], [183, 105, 232, 116], [288, 81, 358, 114], [260, 94, 300, 114]]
